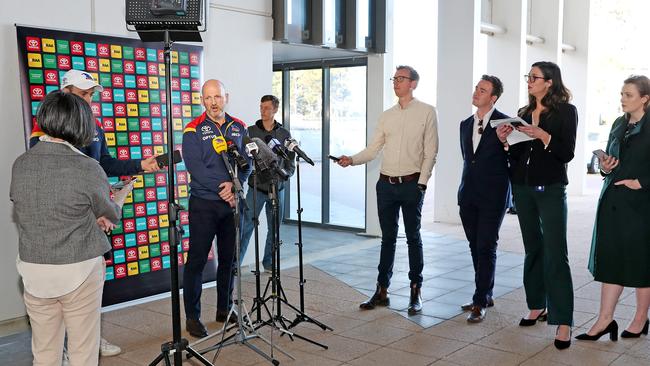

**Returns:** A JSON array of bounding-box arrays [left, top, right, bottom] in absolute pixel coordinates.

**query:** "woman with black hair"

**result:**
[[577, 75, 650, 342], [497, 61, 577, 349]]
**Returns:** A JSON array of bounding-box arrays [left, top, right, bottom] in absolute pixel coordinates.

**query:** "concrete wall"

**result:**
[[0, 0, 272, 322]]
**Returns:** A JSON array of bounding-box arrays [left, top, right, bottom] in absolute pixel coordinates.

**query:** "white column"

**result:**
[[562, 0, 591, 195], [362, 0, 394, 236], [526, 0, 562, 66], [434, 0, 482, 224], [488, 0, 528, 116]]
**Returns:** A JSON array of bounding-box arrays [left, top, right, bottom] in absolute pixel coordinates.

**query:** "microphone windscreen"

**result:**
[[251, 137, 277, 164], [212, 136, 227, 154]]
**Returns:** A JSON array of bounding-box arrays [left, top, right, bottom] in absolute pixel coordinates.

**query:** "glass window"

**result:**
[[288, 69, 322, 223], [272, 71, 283, 108], [357, 0, 370, 48], [329, 66, 366, 228]]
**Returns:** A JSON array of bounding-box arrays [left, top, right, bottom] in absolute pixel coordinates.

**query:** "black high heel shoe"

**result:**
[[621, 319, 649, 338], [519, 308, 547, 326], [554, 327, 572, 350], [575, 320, 618, 341]]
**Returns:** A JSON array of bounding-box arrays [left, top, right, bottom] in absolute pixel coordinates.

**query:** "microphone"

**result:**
[[212, 136, 244, 198], [226, 139, 249, 171], [264, 135, 290, 161], [284, 138, 314, 166], [244, 136, 289, 181], [243, 136, 259, 158]]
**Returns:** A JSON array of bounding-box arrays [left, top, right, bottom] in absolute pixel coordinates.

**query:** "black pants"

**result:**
[[459, 203, 506, 307], [183, 195, 235, 320]]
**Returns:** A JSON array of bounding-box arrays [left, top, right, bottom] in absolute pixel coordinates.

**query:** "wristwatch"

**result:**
[[417, 184, 427, 192]]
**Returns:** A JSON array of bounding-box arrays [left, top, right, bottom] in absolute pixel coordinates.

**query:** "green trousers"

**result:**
[[512, 184, 573, 326]]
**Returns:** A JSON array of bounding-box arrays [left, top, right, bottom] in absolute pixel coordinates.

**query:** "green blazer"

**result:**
[[588, 112, 650, 285]]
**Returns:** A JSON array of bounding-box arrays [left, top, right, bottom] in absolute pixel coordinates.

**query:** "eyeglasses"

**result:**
[[524, 74, 546, 83], [478, 119, 484, 135], [390, 76, 413, 83]]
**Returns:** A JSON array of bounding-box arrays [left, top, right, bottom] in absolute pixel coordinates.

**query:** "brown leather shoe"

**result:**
[[467, 305, 486, 323], [407, 286, 422, 315], [360, 285, 389, 310], [186, 318, 208, 338], [461, 297, 495, 311]]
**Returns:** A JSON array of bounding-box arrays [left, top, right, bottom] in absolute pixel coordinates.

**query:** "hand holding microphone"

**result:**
[[212, 136, 243, 205]]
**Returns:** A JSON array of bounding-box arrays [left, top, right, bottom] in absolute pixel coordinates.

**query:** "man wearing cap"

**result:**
[[30, 69, 160, 175], [29, 69, 161, 360]]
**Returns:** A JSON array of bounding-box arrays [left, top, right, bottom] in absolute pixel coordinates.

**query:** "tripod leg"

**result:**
[[147, 352, 166, 366], [185, 345, 216, 366]]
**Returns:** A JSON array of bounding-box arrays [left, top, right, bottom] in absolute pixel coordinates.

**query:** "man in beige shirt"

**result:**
[[338, 65, 438, 314]]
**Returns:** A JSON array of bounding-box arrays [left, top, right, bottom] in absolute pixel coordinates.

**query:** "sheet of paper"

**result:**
[[489, 117, 534, 145]]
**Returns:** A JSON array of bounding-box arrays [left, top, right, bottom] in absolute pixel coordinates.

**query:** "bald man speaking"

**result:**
[[181, 80, 251, 337]]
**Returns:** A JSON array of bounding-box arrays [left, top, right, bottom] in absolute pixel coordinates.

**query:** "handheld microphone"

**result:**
[[245, 136, 290, 181], [243, 136, 260, 158], [264, 135, 290, 161], [284, 138, 314, 166], [226, 139, 249, 171], [212, 136, 244, 197]]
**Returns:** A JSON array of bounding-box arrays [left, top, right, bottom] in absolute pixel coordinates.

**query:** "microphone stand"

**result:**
[[287, 157, 333, 332], [190, 155, 290, 365]]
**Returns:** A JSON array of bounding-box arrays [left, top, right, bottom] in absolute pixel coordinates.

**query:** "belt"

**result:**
[[379, 172, 420, 184]]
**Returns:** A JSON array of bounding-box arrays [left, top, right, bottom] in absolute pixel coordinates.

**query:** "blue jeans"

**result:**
[[240, 187, 285, 269], [376, 179, 425, 288]]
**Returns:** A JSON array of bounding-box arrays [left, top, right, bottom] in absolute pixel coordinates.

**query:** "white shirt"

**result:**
[[351, 98, 439, 185], [473, 106, 495, 152]]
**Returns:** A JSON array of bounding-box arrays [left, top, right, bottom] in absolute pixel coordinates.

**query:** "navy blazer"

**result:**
[[458, 109, 511, 210]]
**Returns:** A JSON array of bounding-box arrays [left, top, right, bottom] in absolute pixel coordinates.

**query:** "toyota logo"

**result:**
[[28, 40, 38, 47]]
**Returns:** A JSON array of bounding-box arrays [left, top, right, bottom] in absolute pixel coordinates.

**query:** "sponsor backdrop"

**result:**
[[16, 25, 216, 306]]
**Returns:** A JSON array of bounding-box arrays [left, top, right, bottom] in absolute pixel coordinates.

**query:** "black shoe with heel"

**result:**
[[554, 327, 572, 350], [621, 319, 649, 338], [519, 308, 547, 326], [575, 320, 618, 341]]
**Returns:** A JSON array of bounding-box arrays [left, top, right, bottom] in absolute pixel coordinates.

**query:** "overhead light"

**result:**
[[526, 34, 545, 45], [480, 22, 506, 36]]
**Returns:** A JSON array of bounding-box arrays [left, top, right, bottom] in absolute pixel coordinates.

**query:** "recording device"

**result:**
[[243, 136, 289, 181], [264, 135, 290, 161], [327, 155, 340, 162], [510, 121, 524, 128], [226, 139, 249, 171], [285, 138, 315, 166], [111, 177, 137, 190], [592, 149, 607, 159], [155, 150, 182, 167]]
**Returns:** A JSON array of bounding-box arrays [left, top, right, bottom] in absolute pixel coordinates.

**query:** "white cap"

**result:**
[[60, 69, 103, 92]]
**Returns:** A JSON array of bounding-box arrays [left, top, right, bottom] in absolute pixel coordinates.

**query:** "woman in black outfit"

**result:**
[[497, 61, 577, 350]]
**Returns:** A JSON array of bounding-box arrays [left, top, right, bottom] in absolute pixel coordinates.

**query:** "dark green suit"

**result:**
[[589, 113, 650, 287]]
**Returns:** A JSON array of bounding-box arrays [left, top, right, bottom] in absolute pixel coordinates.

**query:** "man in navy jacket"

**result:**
[[457, 75, 510, 323]]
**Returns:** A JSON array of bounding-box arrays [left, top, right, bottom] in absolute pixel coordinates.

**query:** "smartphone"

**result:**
[[155, 150, 182, 167], [510, 121, 524, 128], [328, 155, 341, 162], [592, 149, 607, 159], [111, 177, 136, 190]]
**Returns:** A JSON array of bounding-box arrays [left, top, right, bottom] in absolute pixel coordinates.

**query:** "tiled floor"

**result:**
[[3, 178, 650, 365]]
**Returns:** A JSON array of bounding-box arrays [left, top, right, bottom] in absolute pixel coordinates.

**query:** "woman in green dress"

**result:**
[[577, 75, 650, 342]]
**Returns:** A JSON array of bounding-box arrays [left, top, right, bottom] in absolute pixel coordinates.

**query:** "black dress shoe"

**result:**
[[360, 285, 389, 310], [621, 319, 648, 338], [461, 297, 495, 311], [186, 318, 208, 338], [407, 286, 422, 315], [575, 320, 618, 341], [467, 306, 486, 323], [216, 309, 237, 324], [554, 327, 572, 350], [519, 308, 547, 326]]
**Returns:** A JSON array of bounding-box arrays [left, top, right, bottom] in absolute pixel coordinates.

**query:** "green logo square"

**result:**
[[149, 91, 160, 103], [149, 243, 161, 257], [43, 54, 57, 69], [99, 73, 112, 87], [111, 222, 123, 234], [160, 228, 169, 242], [123, 46, 134, 59], [28, 69, 43, 84], [179, 52, 189, 64], [133, 189, 145, 203], [139, 260, 150, 273], [56, 40, 70, 54], [122, 204, 134, 218], [192, 105, 203, 117], [107, 147, 117, 158], [139, 104, 150, 117], [144, 174, 156, 187], [116, 133, 129, 146], [111, 59, 123, 73], [128, 118, 140, 131], [171, 65, 179, 77]]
